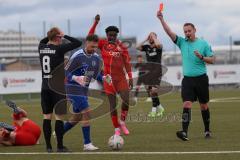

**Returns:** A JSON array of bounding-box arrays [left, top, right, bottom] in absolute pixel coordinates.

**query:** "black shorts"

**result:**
[[136, 74, 146, 86], [136, 76, 161, 89], [138, 70, 162, 86], [146, 64, 162, 86], [181, 74, 209, 103], [41, 89, 67, 115]]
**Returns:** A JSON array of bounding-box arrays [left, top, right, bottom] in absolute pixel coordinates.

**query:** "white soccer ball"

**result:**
[[108, 135, 124, 150]]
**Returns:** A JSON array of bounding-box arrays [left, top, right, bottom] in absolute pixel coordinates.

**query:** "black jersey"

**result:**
[[38, 35, 82, 90], [141, 44, 162, 63]]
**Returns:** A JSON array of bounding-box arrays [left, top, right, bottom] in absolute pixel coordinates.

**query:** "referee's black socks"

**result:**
[[201, 108, 210, 132], [55, 120, 64, 149], [43, 119, 52, 149], [182, 108, 191, 133]]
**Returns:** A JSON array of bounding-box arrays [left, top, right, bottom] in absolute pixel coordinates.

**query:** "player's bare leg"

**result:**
[[60, 99, 82, 136]]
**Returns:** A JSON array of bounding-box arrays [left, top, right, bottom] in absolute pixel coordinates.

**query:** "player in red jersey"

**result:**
[[0, 101, 41, 146], [88, 14, 133, 135]]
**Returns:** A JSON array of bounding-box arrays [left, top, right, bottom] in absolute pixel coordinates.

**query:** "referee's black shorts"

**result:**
[[181, 74, 209, 104], [41, 89, 67, 115]]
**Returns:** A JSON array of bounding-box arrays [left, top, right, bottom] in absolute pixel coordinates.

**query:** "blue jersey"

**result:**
[[65, 49, 102, 96]]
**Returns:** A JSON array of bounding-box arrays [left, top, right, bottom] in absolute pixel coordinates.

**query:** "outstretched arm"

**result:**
[[88, 14, 100, 35], [157, 10, 177, 42]]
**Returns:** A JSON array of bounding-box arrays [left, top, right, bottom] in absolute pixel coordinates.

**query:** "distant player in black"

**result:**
[[134, 55, 150, 101], [38, 27, 82, 152], [136, 32, 165, 117]]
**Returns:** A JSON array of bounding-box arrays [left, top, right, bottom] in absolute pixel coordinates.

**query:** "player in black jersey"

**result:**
[[136, 32, 165, 118], [38, 27, 82, 152], [134, 55, 150, 101]]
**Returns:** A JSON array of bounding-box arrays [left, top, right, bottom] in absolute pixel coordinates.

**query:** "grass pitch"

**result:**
[[0, 89, 240, 160]]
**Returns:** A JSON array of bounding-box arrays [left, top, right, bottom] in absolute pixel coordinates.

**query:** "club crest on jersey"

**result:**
[[92, 61, 96, 66]]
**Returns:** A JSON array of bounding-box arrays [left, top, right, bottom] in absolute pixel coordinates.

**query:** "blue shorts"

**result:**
[[67, 95, 89, 113]]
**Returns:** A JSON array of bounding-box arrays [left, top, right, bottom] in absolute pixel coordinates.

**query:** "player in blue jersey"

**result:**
[[64, 34, 111, 151]]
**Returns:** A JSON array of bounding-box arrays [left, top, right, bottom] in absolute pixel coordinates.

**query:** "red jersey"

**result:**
[[89, 22, 132, 81], [14, 120, 41, 146]]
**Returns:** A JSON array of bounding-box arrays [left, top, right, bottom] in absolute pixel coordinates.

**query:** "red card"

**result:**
[[159, 3, 164, 12]]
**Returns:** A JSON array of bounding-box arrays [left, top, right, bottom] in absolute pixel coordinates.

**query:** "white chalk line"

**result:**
[[0, 151, 240, 155]]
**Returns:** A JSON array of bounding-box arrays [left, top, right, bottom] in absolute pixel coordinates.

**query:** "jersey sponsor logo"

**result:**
[[148, 52, 157, 56], [39, 49, 56, 54], [43, 75, 53, 78], [103, 42, 125, 58], [85, 71, 95, 77], [80, 64, 89, 75], [109, 51, 120, 57]]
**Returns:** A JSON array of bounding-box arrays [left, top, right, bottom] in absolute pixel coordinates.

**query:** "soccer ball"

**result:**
[[108, 135, 124, 150]]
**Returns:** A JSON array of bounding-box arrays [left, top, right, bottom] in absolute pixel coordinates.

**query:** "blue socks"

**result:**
[[63, 122, 76, 134], [64, 122, 91, 144], [82, 126, 91, 144]]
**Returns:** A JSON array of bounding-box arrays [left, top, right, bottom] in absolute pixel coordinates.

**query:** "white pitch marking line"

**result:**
[[0, 151, 240, 155], [210, 97, 240, 103]]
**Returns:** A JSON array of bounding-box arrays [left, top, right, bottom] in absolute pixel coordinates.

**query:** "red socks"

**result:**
[[120, 110, 128, 121], [111, 110, 128, 128], [111, 115, 120, 128]]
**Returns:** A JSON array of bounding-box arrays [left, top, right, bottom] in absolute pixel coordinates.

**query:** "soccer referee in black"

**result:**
[[38, 27, 81, 152]]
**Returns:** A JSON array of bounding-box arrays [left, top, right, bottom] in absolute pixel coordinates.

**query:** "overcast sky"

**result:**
[[0, 0, 239, 50]]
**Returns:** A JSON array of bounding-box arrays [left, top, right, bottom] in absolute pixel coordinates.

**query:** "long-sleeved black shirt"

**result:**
[[38, 35, 82, 90]]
